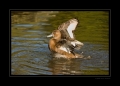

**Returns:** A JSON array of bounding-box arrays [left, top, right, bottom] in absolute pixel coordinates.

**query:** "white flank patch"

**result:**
[[71, 42, 76, 46], [74, 40, 84, 46], [59, 46, 71, 53], [71, 40, 84, 46]]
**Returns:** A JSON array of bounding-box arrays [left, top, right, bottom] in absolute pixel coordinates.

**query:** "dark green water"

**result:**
[[11, 11, 109, 75]]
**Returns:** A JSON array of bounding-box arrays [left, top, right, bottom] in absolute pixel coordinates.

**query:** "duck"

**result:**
[[47, 30, 80, 58], [47, 18, 84, 59]]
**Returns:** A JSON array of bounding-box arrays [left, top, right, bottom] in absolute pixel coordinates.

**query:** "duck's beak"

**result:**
[[47, 33, 53, 37]]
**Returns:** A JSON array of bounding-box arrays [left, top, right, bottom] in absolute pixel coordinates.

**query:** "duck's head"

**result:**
[[47, 30, 61, 41]]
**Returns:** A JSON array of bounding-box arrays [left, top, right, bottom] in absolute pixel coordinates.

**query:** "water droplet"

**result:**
[[87, 56, 91, 59]]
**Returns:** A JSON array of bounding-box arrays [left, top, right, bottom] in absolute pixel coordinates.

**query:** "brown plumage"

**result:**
[[47, 18, 84, 58], [48, 30, 79, 58]]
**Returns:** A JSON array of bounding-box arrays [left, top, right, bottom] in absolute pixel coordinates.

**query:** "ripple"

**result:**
[[12, 37, 40, 41], [13, 24, 34, 27]]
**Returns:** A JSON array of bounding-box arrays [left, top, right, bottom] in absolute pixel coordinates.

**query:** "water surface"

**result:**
[[11, 11, 109, 75]]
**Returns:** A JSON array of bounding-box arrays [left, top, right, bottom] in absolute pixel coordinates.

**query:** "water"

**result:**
[[11, 11, 109, 75]]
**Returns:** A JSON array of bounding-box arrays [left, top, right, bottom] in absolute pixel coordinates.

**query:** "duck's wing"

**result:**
[[58, 18, 78, 40]]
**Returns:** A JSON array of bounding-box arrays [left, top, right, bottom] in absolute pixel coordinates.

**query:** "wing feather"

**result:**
[[58, 18, 78, 40]]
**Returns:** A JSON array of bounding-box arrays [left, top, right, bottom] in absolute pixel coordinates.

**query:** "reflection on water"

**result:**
[[48, 58, 84, 75], [11, 11, 109, 75]]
